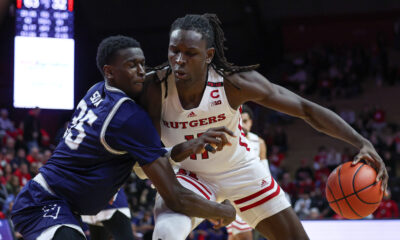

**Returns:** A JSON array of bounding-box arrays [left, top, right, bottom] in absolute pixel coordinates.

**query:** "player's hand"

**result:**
[[208, 200, 236, 229], [352, 141, 388, 193], [193, 126, 236, 154]]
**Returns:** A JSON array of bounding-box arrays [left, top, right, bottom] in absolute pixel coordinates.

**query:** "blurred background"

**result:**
[[0, 0, 400, 239]]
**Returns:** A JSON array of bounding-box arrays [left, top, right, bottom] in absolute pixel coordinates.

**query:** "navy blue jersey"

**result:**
[[40, 81, 166, 215]]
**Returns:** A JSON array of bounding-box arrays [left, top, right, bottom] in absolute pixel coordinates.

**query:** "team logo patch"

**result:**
[[187, 111, 197, 118], [210, 100, 222, 106], [42, 204, 61, 220]]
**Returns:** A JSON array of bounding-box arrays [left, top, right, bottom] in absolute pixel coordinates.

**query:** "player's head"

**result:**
[[96, 35, 145, 98], [167, 14, 258, 82], [241, 104, 254, 136]]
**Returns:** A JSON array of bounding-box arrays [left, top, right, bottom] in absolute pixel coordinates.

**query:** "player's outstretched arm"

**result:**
[[226, 71, 388, 192], [170, 126, 235, 162], [141, 156, 236, 224]]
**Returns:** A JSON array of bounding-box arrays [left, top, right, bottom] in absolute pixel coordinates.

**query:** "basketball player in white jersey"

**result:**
[[226, 104, 267, 240], [141, 14, 388, 240]]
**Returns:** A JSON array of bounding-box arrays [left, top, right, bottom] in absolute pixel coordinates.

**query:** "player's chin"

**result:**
[[130, 83, 144, 96]]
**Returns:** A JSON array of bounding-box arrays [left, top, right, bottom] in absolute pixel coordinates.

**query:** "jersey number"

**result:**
[[64, 100, 98, 150], [184, 133, 209, 160]]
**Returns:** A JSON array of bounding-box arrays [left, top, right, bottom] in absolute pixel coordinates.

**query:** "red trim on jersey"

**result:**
[[207, 82, 224, 87], [239, 187, 281, 212], [234, 178, 275, 204], [177, 175, 210, 200], [238, 137, 250, 151], [237, 123, 250, 151], [229, 225, 252, 231], [177, 171, 212, 195], [233, 220, 249, 225], [237, 124, 246, 137]]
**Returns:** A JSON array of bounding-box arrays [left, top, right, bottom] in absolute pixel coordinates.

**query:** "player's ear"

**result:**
[[206, 47, 215, 64], [103, 65, 113, 80]]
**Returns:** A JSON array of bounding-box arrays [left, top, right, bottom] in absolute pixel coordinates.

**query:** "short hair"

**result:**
[[96, 35, 141, 76], [241, 104, 254, 120]]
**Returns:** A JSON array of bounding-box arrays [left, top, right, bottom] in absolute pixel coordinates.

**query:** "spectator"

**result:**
[[26, 147, 40, 164], [273, 126, 288, 152], [314, 146, 328, 170], [6, 175, 20, 197], [268, 145, 285, 179], [4, 137, 16, 155], [0, 109, 14, 139], [43, 149, 52, 164], [310, 189, 331, 218], [325, 147, 341, 170], [279, 172, 297, 201], [295, 159, 314, 182], [294, 192, 312, 219], [371, 105, 386, 131], [374, 190, 399, 219], [308, 207, 321, 220], [10, 148, 28, 171], [23, 107, 41, 151], [135, 210, 154, 237], [3, 163, 12, 183], [13, 162, 31, 186]]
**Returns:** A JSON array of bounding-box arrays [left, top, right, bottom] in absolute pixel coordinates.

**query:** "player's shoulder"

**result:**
[[226, 70, 266, 86], [248, 132, 260, 141], [258, 136, 266, 145]]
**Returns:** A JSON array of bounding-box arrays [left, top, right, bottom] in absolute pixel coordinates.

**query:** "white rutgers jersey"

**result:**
[[247, 132, 260, 158], [160, 68, 258, 174]]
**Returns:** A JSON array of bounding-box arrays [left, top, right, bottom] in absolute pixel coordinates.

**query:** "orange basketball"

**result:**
[[325, 161, 383, 219]]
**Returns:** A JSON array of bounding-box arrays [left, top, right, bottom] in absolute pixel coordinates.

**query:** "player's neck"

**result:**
[[175, 71, 208, 110]]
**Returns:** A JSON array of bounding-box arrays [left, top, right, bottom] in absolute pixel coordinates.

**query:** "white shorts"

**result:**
[[166, 160, 291, 228], [226, 215, 252, 236]]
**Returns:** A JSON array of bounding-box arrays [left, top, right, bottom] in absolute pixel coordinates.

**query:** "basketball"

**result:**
[[325, 161, 384, 219]]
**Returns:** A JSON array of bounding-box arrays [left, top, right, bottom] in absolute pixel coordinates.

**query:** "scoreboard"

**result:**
[[15, 0, 74, 39], [14, 0, 75, 110]]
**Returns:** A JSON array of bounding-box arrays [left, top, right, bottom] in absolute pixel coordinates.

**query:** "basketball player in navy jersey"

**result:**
[[11, 35, 236, 240], [142, 14, 388, 240]]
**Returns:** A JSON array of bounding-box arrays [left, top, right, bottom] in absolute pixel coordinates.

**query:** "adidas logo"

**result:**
[[187, 111, 197, 118], [261, 179, 267, 188]]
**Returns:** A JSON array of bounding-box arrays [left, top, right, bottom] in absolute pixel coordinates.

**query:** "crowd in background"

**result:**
[[0, 44, 399, 240]]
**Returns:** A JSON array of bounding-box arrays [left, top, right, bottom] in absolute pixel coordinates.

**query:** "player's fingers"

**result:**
[[209, 126, 236, 137], [204, 144, 216, 152], [215, 132, 231, 147], [380, 169, 389, 192], [202, 137, 220, 153], [352, 154, 363, 165], [205, 131, 232, 146], [193, 144, 206, 154]]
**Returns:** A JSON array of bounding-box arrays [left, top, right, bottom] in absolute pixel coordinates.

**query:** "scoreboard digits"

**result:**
[[16, 0, 73, 39]]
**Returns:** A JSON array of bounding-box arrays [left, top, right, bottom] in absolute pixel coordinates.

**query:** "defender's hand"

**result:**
[[352, 142, 388, 193], [208, 200, 236, 229]]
